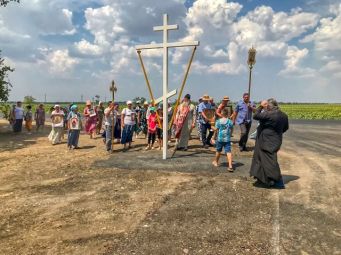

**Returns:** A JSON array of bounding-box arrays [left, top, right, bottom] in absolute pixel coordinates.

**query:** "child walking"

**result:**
[[156, 106, 163, 150], [212, 108, 234, 172], [145, 107, 157, 150]]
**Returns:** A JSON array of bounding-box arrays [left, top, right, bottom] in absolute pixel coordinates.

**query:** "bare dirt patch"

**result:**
[[0, 120, 340, 254]]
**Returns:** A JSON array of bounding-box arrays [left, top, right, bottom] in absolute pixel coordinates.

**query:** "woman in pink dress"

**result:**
[[83, 100, 97, 139]]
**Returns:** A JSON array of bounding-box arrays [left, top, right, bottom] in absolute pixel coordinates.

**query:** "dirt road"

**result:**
[[0, 119, 340, 254]]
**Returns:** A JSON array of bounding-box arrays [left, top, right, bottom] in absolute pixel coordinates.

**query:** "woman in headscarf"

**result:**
[[121, 100, 136, 150], [113, 102, 121, 143], [49, 105, 64, 145], [67, 105, 82, 149], [83, 100, 97, 139], [96, 101, 105, 134], [250, 99, 289, 188], [174, 94, 196, 150], [34, 104, 46, 132]]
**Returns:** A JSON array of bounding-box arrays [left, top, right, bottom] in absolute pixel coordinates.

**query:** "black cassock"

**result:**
[[250, 107, 289, 185]]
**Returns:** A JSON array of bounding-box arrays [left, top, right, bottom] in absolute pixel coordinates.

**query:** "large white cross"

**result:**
[[136, 14, 199, 159]]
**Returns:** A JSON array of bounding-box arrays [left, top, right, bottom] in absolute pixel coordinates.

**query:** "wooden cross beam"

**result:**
[[135, 14, 199, 159]]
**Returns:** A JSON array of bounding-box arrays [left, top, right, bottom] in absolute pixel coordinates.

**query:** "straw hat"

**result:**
[[222, 96, 230, 101], [86, 100, 91, 106], [144, 101, 149, 105], [202, 94, 210, 100]]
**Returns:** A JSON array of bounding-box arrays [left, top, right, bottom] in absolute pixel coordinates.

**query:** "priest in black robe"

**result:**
[[250, 98, 289, 188]]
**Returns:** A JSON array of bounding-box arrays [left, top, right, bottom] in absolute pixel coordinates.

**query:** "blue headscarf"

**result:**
[[70, 105, 78, 111]]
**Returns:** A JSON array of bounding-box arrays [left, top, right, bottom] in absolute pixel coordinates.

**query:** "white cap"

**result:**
[[54, 104, 60, 108], [127, 100, 132, 105]]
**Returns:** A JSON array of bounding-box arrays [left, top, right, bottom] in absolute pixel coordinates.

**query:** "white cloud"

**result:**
[[233, 6, 319, 54], [2, 0, 340, 102], [279, 46, 316, 78], [74, 39, 103, 56], [301, 4, 341, 51], [174, 2, 319, 75], [44, 49, 79, 74], [320, 60, 341, 78], [207, 42, 245, 75], [84, 5, 124, 48]]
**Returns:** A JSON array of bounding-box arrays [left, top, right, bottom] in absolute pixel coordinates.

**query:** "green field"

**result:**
[[280, 104, 341, 120], [1, 102, 341, 120]]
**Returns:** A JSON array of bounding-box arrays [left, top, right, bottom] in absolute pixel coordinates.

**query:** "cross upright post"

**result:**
[[156, 14, 177, 160], [136, 14, 199, 159]]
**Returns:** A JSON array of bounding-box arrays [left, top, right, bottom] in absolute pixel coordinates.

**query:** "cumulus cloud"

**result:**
[[84, 5, 124, 48], [43, 49, 79, 75], [301, 4, 341, 51], [74, 39, 103, 56], [2, 0, 340, 102], [173, 2, 320, 76], [279, 46, 315, 78], [0, 2, 76, 36], [320, 60, 341, 78]]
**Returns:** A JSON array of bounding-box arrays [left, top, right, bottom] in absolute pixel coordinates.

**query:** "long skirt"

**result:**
[[25, 120, 33, 132], [121, 124, 134, 144], [68, 130, 80, 148], [85, 117, 97, 134], [13, 119, 23, 133], [250, 139, 282, 185], [178, 124, 191, 148], [48, 127, 63, 144], [114, 119, 121, 139], [96, 116, 103, 134], [196, 120, 202, 139]]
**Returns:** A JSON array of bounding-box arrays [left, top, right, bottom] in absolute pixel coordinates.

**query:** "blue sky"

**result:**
[[1, 0, 340, 103]]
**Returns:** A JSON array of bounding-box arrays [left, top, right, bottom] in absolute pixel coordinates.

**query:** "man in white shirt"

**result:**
[[13, 101, 24, 133]]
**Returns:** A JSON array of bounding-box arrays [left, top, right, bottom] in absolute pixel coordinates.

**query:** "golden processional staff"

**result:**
[[110, 80, 117, 148], [247, 46, 256, 98]]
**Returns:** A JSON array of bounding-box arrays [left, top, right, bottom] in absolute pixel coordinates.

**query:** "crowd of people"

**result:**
[[7, 92, 289, 188]]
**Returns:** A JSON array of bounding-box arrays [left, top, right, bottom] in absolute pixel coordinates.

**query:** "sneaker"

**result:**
[[145, 146, 150, 151], [228, 167, 234, 172]]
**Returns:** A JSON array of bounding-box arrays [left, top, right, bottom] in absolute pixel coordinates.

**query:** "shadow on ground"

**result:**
[[0, 130, 49, 153], [92, 145, 253, 177]]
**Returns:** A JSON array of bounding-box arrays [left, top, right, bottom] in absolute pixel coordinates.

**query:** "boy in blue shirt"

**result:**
[[212, 108, 234, 172]]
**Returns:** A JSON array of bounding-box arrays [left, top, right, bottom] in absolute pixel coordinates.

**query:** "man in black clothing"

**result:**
[[250, 98, 289, 188]]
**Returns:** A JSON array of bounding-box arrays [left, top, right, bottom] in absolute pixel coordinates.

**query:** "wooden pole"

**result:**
[[248, 66, 253, 98], [137, 50, 162, 129], [110, 81, 116, 150]]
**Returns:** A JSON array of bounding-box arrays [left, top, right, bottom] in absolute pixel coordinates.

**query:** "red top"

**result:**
[[148, 113, 157, 133]]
